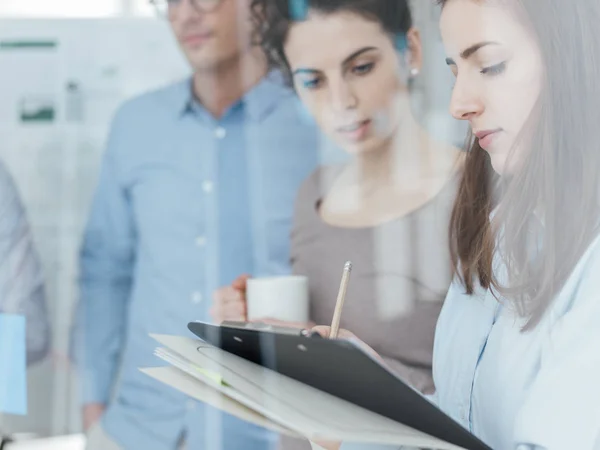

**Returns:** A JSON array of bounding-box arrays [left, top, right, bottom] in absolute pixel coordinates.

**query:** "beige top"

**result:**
[[280, 166, 457, 450], [293, 165, 458, 386]]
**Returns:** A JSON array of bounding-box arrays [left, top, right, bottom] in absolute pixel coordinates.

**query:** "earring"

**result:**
[[410, 68, 420, 77]]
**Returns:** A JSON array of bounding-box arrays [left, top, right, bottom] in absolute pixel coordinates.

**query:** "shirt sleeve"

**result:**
[[70, 109, 136, 405], [512, 240, 600, 449], [0, 161, 50, 366]]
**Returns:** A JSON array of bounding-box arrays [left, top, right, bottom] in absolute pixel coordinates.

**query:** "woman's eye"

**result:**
[[481, 61, 506, 76], [302, 78, 322, 89], [352, 62, 375, 75]]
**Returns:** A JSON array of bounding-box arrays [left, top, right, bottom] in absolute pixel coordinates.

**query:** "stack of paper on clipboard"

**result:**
[[141, 334, 468, 450]]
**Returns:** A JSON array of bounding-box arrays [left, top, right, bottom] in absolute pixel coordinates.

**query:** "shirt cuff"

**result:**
[[80, 367, 112, 405]]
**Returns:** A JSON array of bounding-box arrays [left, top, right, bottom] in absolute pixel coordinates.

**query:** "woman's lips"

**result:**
[[337, 120, 372, 142], [475, 129, 502, 149]]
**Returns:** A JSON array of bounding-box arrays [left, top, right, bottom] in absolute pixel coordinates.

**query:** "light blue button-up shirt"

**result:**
[[72, 73, 320, 450], [336, 234, 600, 450]]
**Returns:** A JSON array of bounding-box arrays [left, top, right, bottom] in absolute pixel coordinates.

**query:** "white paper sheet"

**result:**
[[143, 334, 466, 450]]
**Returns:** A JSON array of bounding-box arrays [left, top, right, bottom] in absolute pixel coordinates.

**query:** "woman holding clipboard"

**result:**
[[310, 0, 600, 449]]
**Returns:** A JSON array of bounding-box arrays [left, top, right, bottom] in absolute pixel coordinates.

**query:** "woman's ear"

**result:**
[[405, 27, 424, 76]]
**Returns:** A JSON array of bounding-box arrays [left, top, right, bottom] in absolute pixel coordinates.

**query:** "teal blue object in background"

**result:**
[[394, 34, 408, 52], [0, 314, 27, 415], [289, 0, 308, 20]]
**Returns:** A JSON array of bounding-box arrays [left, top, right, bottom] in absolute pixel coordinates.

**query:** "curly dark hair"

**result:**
[[251, 0, 413, 86]]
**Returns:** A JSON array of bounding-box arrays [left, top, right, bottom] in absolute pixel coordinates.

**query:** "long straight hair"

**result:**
[[439, 0, 600, 328]]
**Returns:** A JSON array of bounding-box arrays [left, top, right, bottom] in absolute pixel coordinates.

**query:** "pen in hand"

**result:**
[[329, 261, 352, 339]]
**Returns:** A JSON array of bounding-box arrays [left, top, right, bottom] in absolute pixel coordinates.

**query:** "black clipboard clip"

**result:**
[[220, 321, 322, 338]]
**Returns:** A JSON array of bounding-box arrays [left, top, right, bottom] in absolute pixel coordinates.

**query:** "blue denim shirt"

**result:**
[[72, 73, 320, 450]]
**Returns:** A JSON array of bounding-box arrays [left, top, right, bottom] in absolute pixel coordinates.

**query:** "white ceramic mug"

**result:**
[[246, 275, 309, 323]]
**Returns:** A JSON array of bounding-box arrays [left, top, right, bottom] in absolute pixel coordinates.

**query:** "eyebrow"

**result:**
[[292, 46, 378, 76], [445, 41, 500, 65]]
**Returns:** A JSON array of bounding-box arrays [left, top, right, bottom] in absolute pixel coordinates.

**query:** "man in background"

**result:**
[[72, 0, 319, 449], [0, 160, 50, 367]]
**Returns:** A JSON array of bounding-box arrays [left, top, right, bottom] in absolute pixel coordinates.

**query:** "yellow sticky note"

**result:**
[[194, 367, 228, 386]]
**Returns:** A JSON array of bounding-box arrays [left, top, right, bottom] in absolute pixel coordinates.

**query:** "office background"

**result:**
[[0, 0, 464, 440]]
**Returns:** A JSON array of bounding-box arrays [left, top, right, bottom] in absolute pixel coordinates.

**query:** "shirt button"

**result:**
[[215, 127, 226, 139], [195, 236, 207, 247], [202, 181, 214, 193], [191, 292, 203, 304], [187, 400, 196, 411]]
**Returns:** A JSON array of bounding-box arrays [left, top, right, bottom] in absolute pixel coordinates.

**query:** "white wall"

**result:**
[[0, 0, 155, 17]]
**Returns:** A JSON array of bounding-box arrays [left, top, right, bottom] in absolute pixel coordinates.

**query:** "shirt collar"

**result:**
[[175, 70, 293, 122]]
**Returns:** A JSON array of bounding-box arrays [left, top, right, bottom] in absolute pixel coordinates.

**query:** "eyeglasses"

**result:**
[[149, 0, 223, 17]]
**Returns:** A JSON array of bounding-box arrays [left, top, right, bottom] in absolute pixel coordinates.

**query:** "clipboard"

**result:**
[[188, 320, 491, 450]]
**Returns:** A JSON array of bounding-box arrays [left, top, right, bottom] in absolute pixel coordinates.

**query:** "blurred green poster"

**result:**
[[19, 96, 55, 123], [0, 39, 58, 126]]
